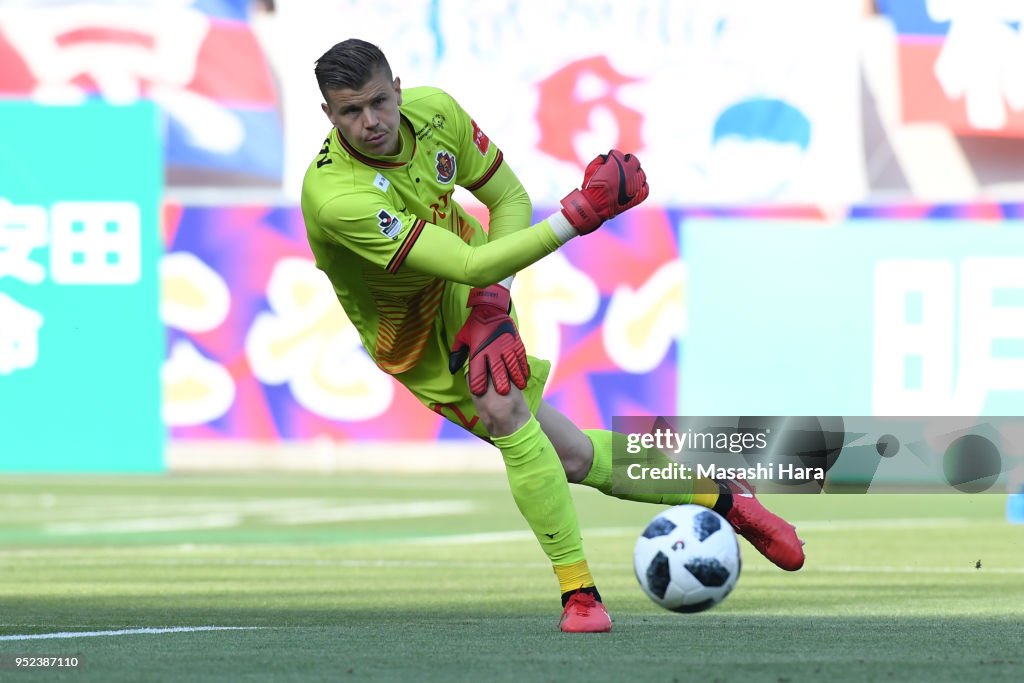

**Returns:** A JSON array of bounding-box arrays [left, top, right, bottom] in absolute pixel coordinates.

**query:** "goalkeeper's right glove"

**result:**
[[559, 149, 650, 235], [447, 284, 529, 396]]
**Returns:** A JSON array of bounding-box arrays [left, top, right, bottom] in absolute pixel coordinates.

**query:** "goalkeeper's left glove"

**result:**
[[447, 284, 529, 396], [559, 149, 649, 235]]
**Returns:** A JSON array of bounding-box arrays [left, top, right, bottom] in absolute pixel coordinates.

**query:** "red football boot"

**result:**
[[559, 590, 612, 633], [724, 479, 805, 571]]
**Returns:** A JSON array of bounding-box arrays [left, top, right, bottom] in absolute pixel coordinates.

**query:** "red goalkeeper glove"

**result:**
[[447, 285, 529, 396], [559, 149, 649, 235]]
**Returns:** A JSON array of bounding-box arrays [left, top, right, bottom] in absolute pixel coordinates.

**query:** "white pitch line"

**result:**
[[0, 626, 263, 641], [45, 514, 243, 535], [15, 515, 991, 542], [395, 517, 976, 546], [400, 529, 546, 545], [5, 557, 1020, 576], [0, 545, 243, 559], [268, 500, 477, 525], [400, 525, 672, 545], [2, 498, 342, 521], [40, 500, 478, 535], [821, 565, 1024, 575], [0, 558, 551, 570], [795, 517, 971, 531]]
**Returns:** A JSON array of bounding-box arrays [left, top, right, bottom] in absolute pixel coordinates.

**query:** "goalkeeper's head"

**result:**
[[315, 38, 393, 96], [315, 39, 403, 157]]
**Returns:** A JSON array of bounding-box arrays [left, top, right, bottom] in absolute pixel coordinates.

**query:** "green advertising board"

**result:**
[[0, 102, 164, 472], [679, 219, 1024, 417]]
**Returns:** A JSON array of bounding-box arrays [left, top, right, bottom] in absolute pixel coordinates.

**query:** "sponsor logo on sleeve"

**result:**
[[377, 209, 402, 239], [471, 119, 490, 155]]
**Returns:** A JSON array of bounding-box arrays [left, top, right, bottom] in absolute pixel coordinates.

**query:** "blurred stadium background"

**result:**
[[2, 2, 1024, 680], [3, 0, 1024, 476]]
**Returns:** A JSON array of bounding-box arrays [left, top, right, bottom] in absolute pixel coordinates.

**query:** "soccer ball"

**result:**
[[633, 505, 741, 613]]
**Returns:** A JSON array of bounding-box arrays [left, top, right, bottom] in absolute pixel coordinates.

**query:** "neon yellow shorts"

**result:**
[[392, 280, 550, 440]]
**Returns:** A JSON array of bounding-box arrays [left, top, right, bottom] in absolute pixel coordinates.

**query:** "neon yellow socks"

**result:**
[[490, 421, 724, 599], [581, 429, 721, 508], [553, 558, 596, 594], [492, 416, 594, 588]]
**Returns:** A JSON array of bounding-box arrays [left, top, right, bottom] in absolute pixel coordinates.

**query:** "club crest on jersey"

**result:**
[[435, 151, 456, 184], [377, 209, 402, 239]]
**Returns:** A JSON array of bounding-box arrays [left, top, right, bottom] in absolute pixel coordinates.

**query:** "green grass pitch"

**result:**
[[1, 473, 1022, 682]]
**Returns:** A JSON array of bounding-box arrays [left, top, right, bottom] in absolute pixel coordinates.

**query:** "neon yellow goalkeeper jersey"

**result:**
[[301, 87, 504, 375]]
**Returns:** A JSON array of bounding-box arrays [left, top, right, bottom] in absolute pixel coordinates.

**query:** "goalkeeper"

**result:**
[[301, 39, 805, 633]]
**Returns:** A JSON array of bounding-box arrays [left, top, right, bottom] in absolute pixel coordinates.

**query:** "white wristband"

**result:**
[[547, 210, 578, 245]]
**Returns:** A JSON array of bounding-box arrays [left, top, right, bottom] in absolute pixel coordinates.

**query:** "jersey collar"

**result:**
[[336, 115, 416, 169]]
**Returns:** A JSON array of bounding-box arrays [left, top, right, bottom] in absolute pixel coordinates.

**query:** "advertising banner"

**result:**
[[267, 0, 866, 205], [880, 0, 1024, 135], [0, 102, 164, 472], [162, 204, 681, 440], [679, 219, 1024, 417], [0, 0, 283, 187]]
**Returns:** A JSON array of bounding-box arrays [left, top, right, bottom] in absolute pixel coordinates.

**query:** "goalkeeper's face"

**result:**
[[322, 69, 403, 157]]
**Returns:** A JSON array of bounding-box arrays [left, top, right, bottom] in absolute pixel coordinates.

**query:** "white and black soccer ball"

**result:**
[[633, 504, 741, 613]]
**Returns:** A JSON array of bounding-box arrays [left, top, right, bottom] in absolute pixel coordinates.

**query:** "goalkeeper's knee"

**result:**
[[471, 385, 531, 438]]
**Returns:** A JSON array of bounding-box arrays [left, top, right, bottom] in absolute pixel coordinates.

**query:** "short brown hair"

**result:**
[[314, 39, 392, 100]]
